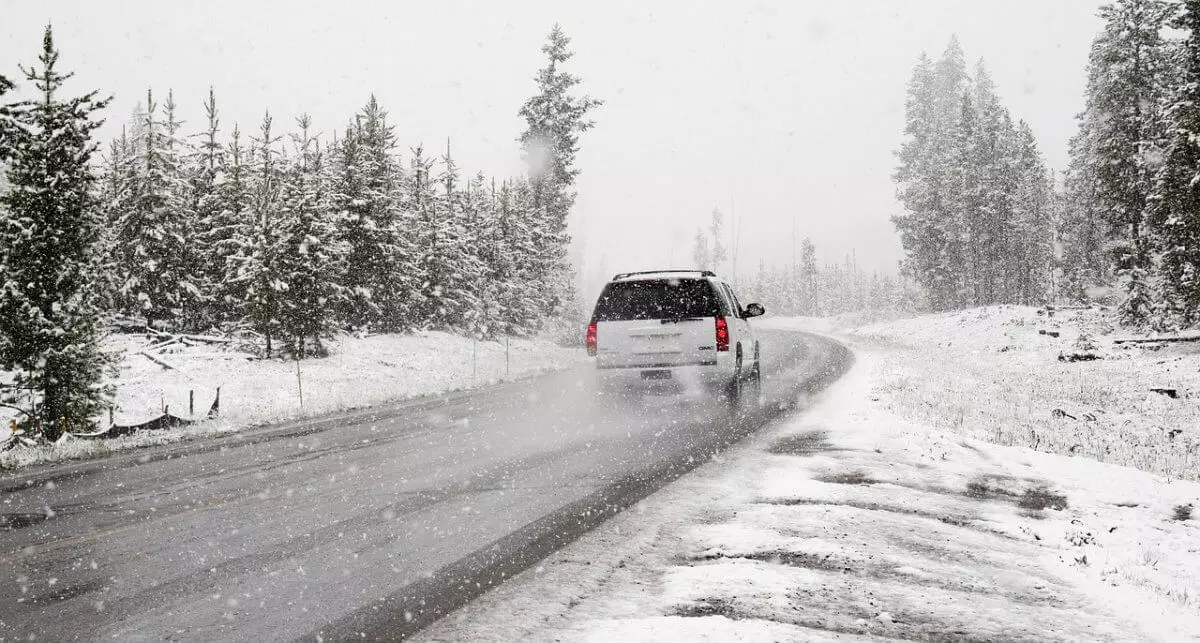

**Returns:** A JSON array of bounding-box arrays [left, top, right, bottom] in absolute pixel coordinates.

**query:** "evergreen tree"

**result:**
[[0, 26, 111, 438], [893, 42, 970, 311], [163, 90, 205, 328], [411, 143, 476, 329], [709, 208, 727, 272], [237, 113, 285, 354], [1059, 111, 1110, 300], [1154, 0, 1200, 323], [460, 172, 497, 337], [1011, 122, 1055, 305], [518, 25, 602, 317], [1082, 0, 1176, 322], [332, 97, 414, 331], [430, 143, 484, 331], [95, 129, 131, 312], [799, 238, 819, 315], [0, 72, 14, 163], [190, 87, 227, 327], [969, 61, 1018, 305], [691, 229, 710, 270], [275, 115, 344, 356], [211, 124, 252, 323], [894, 39, 1055, 312], [501, 178, 546, 333], [111, 89, 199, 328]]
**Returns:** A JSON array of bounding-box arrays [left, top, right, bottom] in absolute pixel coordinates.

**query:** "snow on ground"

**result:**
[[417, 310, 1200, 642], [829, 305, 1200, 482], [0, 330, 584, 470]]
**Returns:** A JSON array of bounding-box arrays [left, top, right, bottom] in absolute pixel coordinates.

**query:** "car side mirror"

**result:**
[[743, 303, 765, 318]]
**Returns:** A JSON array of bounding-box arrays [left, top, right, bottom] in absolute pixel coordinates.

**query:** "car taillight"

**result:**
[[586, 322, 598, 356], [715, 316, 729, 352]]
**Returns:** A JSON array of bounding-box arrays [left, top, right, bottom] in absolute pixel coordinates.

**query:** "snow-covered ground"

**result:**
[[1, 330, 584, 470], [417, 309, 1200, 642], [839, 305, 1200, 482]]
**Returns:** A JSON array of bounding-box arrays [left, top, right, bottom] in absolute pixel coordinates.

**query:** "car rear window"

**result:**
[[592, 279, 721, 321]]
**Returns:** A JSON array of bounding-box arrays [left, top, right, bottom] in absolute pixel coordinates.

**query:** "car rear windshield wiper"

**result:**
[[660, 316, 704, 324]]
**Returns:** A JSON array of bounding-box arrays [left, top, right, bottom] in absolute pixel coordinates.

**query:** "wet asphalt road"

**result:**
[[0, 329, 850, 642]]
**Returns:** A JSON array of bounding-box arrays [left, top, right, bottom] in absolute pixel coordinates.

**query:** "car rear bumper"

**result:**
[[594, 358, 734, 393]]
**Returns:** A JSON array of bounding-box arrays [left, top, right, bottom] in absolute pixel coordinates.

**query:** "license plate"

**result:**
[[641, 370, 672, 380]]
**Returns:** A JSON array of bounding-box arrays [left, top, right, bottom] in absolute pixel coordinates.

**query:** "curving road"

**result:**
[[0, 329, 850, 642]]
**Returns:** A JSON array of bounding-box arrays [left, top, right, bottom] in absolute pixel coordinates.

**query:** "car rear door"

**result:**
[[591, 278, 720, 369]]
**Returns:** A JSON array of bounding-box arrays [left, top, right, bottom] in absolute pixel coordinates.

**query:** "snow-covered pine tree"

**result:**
[[163, 90, 205, 328], [518, 25, 602, 318], [892, 52, 941, 308], [944, 91, 981, 308], [409, 145, 442, 327], [0, 26, 111, 438], [329, 120, 371, 327], [1082, 0, 1176, 323], [800, 238, 819, 315], [190, 87, 228, 328], [0, 72, 13, 163], [430, 144, 485, 331], [112, 89, 199, 329], [210, 124, 252, 324], [503, 178, 546, 334], [1059, 109, 1110, 301], [969, 61, 1018, 305], [460, 172, 497, 338], [236, 112, 285, 354], [896, 40, 1053, 311], [893, 40, 970, 311], [274, 115, 344, 356], [692, 230, 710, 270], [1154, 0, 1200, 323], [95, 129, 131, 312], [709, 209, 727, 272], [333, 97, 414, 331], [1011, 121, 1055, 305]]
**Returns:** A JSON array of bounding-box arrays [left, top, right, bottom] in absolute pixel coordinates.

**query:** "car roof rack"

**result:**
[[611, 269, 717, 280]]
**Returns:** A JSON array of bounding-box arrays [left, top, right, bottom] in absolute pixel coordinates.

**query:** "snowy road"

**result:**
[[0, 329, 850, 641]]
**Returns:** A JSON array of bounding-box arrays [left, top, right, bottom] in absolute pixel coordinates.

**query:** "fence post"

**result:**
[[295, 354, 304, 410], [189, 390, 194, 417]]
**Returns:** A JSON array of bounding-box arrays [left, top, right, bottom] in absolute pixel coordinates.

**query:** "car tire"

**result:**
[[724, 350, 744, 409], [747, 362, 762, 411]]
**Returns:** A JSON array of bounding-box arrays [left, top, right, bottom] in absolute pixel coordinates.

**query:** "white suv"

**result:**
[[586, 270, 765, 404]]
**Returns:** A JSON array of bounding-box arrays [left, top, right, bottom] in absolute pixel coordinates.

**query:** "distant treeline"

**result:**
[[742, 240, 909, 319]]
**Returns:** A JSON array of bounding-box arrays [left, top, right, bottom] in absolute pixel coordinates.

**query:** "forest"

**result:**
[[893, 0, 1200, 331], [0, 25, 599, 433]]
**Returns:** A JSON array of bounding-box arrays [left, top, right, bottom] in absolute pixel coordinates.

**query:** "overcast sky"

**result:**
[[5, 0, 1106, 297]]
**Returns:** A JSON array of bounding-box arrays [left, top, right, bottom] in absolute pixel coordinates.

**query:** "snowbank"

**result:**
[[1, 330, 585, 470], [416, 311, 1200, 642]]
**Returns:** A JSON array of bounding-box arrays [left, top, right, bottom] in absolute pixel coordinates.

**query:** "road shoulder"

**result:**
[[416, 343, 1200, 642]]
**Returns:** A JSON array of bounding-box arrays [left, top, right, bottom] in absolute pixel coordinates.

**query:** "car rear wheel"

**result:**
[[725, 361, 762, 416], [746, 363, 762, 411], [724, 350, 744, 408]]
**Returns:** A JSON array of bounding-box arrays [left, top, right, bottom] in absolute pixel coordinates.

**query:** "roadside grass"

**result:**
[[849, 305, 1200, 483]]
